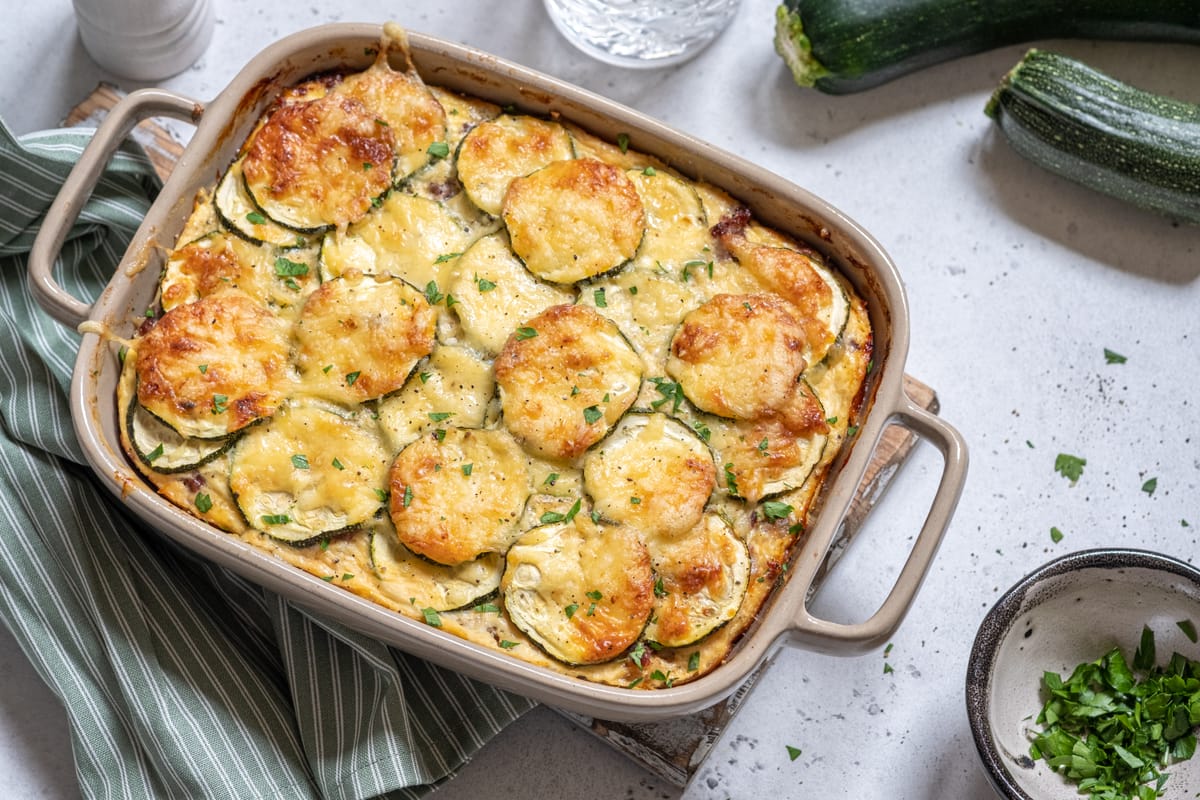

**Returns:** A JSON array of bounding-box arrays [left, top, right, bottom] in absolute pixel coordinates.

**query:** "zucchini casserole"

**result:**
[[116, 25, 873, 689]]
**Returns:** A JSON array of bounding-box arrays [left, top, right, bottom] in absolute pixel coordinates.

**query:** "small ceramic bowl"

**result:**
[[966, 549, 1200, 799]]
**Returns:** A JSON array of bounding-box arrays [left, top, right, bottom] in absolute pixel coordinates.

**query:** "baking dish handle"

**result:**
[[28, 89, 203, 329], [785, 394, 968, 654]]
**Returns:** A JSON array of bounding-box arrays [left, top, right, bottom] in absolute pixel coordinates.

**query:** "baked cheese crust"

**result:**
[[116, 29, 874, 691]]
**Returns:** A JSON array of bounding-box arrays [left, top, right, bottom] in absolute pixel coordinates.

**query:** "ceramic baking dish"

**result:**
[[29, 22, 967, 722]]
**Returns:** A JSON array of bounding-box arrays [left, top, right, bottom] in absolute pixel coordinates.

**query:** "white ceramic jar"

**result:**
[[72, 0, 215, 81]]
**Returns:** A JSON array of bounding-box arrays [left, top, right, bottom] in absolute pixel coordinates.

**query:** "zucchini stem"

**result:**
[[773, 5, 830, 88]]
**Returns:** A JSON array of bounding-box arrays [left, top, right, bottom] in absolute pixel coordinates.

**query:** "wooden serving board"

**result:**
[[66, 84, 939, 789]]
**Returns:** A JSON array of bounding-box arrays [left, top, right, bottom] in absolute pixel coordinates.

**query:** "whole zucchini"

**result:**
[[986, 49, 1200, 224], [773, 0, 1200, 94]]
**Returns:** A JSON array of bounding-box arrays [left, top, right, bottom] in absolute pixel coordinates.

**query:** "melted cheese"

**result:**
[[503, 158, 645, 284], [502, 516, 654, 665], [368, 517, 503, 611], [294, 271, 435, 405], [135, 290, 293, 439], [456, 114, 575, 216], [375, 344, 495, 453], [494, 304, 642, 461], [387, 427, 530, 565], [625, 167, 710, 272], [160, 231, 318, 314], [242, 93, 396, 231]]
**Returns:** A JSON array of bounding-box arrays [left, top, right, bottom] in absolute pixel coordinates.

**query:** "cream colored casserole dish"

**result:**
[[30, 23, 966, 721]]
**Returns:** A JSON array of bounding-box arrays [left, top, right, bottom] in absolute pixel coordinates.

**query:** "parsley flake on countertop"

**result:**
[[1104, 348, 1128, 364], [786, 745, 802, 762], [1054, 453, 1087, 483], [1050, 527, 1064, 543], [1142, 477, 1158, 496], [1029, 627, 1200, 800]]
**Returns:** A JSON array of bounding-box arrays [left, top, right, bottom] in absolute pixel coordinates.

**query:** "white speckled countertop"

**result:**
[[3, 2, 1198, 797]]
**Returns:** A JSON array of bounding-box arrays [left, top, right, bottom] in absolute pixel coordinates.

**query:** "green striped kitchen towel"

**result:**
[[0, 118, 535, 800]]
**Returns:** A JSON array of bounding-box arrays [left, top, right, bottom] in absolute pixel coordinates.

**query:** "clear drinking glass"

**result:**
[[543, 0, 743, 68]]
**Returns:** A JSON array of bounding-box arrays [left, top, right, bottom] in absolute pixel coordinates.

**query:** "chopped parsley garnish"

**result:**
[[274, 256, 309, 277], [688, 651, 701, 672], [345, 371, 361, 386], [846, 424, 859, 437], [583, 405, 603, 425], [462, 463, 473, 476], [322, 364, 333, 373], [642, 166, 657, 176], [649, 377, 685, 413], [515, 326, 538, 340], [1050, 526, 1064, 543], [723, 463, 740, 497], [261, 514, 290, 526], [593, 287, 607, 307], [617, 132, 630, 153], [331, 458, 344, 470], [653, 576, 667, 597], [586, 590, 603, 601], [211, 394, 229, 414], [433, 251, 461, 264], [629, 496, 641, 505], [475, 275, 497, 292], [1142, 477, 1158, 496], [195, 493, 213, 513], [564, 603, 579, 619], [428, 411, 454, 422], [473, 603, 500, 614], [291, 454, 310, 470], [757, 438, 769, 455], [883, 662, 894, 675], [540, 498, 582, 525], [402, 485, 413, 507], [422, 607, 442, 627], [543, 473, 559, 486], [145, 443, 164, 462], [690, 419, 711, 442], [198, 364, 208, 374], [761, 501, 793, 521], [419, 371, 432, 384], [1028, 628, 1200, 800], [651, 669, 675, 687], [786, 745, 802, 762], [373, 488, 388, 503], [1104, 348, 1128, 364], [423, 280, 445, 305], [362, 161, 374, 171], [245, 211, 267, 225], [499, 640, 520, 649], [1054, 453, 1087, 483], [427, 141, 450, 159], [433, 428, 446, 442]]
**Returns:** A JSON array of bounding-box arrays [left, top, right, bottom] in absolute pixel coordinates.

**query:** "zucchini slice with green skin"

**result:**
[[503, 157, 646, 285], [502, 515, 655, 666], [643, 511, 750, 649], [578, 268, 703, 368], [774, 0, 1200, 95], [495, 303, 644, 462], [229, 401, 391, 546], [134, 290, 294, 440], [375, 344, 496, 454], [625, 167, 710, 272], [126, 394, 232, 474], [446, 232, 574, 356], [582, 411, 716, 539], [214, 158, 313, 248], [387, 427, 531, 566], [367, 518, 504, 612], [294, 271, 436, 405], [318, 192, 473, 288], [241, 93, 397, 232], [456, 114, 576, 216], [159, 231, 319, 313], [987, 49, 1200, 225]]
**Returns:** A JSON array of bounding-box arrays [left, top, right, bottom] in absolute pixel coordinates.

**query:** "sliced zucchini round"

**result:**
[[704, 389, 829, 504], [666, 293, 809, 422], [578, 268, 702, 366], [375, 344, 496, 454], [494, 304, 643, 461], [502, 515, 654, 666], [503, 157, 645, 285], [583, 412, 716, 539], [242, 93, 396, 232], [318, 192, 472, 289], [229, 401, 390, 545], [643, 511, 750, 648], [135, 290, 293, 440], [367, 517, 503, 612], [446, 232, 574, 356], [125, 394, 232, 474], [159, 231, 319, 313], [456, 114, 575, 216], [214, 157, 313, 248], [294, 271, 436, 405], [625, 167, 710, 272], [387, 427, 531, 565]]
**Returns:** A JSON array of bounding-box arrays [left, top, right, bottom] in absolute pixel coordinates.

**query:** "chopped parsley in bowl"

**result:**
[[967, 549, 1200, 800]]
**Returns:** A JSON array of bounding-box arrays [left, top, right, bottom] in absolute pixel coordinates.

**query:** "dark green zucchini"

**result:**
[[986, 49, 1200, 224], [773, 0, 1200, 94]]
